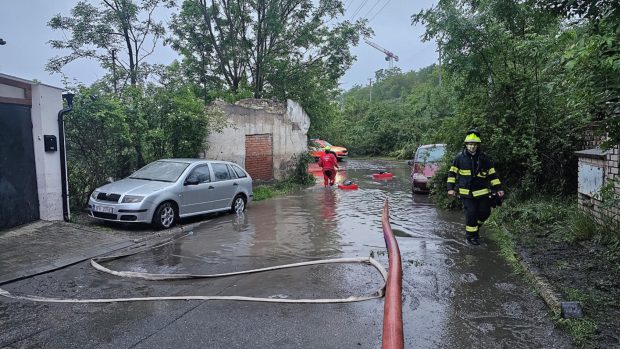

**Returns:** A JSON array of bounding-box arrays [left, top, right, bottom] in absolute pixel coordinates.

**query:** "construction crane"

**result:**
[[364, 39, 399, 68]]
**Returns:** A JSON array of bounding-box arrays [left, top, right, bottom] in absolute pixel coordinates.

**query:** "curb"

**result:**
[[514, 249, 561, 317], [130, 222, 201, 245]]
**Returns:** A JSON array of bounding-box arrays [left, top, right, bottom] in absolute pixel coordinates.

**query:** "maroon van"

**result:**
[[409, 144, 446, 193]]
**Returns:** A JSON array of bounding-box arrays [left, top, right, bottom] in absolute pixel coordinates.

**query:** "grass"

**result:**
[[252, 153, 316, 201], [555, 317, 598, 347], [252, 176, 315, 201], [488, 196, 614, 246], [252, 182, 297, 201], [486, 220, 524, 273], [565, 288, 592, 303]]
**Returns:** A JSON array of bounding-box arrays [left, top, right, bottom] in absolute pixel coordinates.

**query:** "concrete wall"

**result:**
[[205, 99, 310, 180], [576, 146, 620, 226], [31, 84, 64, 221]]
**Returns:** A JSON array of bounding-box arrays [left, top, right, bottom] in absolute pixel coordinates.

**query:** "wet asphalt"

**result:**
[[0, 159, 572, 348]]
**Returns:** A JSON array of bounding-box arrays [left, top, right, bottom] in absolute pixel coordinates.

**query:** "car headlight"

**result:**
[[90, 190, 100, 200], [122, 195, 144, 203]]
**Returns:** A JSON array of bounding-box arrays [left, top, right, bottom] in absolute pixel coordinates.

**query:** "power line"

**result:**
[[368, 0, 393, 23], [362, 0, 381, 19], [345, 0, 354, 12], [349, 0, 370, 21]]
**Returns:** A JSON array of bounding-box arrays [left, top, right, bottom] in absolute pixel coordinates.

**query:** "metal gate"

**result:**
[[0, 103, 39, 230]]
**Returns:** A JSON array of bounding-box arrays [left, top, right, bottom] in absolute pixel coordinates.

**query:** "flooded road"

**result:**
[[308, 160, 571, 348], [0, 159, 571, 348]]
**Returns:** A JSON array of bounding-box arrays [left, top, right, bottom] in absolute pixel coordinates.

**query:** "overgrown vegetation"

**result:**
[[253, 153, 315, 201], [489, 197, 619, 246], [65, 82, 211, 209]]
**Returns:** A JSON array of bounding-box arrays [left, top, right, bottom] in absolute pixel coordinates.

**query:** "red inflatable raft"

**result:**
[[372, 172, 394, 179], [338, 181, 359, 190]]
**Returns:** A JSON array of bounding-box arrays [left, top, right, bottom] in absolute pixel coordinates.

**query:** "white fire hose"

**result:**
[[0, 234, 387, 304]]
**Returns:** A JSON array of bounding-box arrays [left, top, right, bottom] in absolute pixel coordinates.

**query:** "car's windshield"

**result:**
[[415, 145, 446, 163], [311, 140, 332, 148], [129, 161, 190, 182]]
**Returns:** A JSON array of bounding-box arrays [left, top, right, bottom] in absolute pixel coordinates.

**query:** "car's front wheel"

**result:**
[[152, 201, 177, 230], [230, 194, 246, 214]]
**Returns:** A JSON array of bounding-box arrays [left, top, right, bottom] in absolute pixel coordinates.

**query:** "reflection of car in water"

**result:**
[[309, 139, 348, 161], [408, 144, 446, 193]]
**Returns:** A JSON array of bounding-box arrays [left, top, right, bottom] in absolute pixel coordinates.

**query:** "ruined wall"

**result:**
[[205, 99, 309, 180], [576, 146, 620, 227]]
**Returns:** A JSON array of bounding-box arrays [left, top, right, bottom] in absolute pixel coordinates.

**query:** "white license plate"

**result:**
[[93, 205, 114, 214]]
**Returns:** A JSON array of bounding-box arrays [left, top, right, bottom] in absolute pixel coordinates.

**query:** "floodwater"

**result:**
[[306, 160, 572, 348], [0, 159, 572, 348]]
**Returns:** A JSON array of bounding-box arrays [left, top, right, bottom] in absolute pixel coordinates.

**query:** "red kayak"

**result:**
[[372, 172, 394, 179], [338, 181, 359, 190]]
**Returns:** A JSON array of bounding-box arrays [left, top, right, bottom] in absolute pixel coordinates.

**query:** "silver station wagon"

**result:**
[[88, 159, 253, 229]]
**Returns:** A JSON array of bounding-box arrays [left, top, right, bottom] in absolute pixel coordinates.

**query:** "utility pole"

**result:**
[[368, 78, 373, 103], [111, 49, 117, 94]]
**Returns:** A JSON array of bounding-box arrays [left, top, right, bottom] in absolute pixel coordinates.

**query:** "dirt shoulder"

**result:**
[[516, 237, 620, 348], [488, 206, 620, 349]]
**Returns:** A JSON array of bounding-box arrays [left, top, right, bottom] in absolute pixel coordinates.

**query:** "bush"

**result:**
[[286, 152, 315, 185], [490, 197, 611, 245], [65, 84, 210, 210]]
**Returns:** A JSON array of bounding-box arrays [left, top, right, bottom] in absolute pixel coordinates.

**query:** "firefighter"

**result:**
[[318, 146, 339, 186], [447, 129, 504, 245]]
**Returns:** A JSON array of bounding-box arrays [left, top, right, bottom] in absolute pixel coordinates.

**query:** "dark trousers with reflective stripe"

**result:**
[[462, 197, 491, 237]]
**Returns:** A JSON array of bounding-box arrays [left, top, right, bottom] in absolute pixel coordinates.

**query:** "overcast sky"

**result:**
[[0, 0, 438, 91]]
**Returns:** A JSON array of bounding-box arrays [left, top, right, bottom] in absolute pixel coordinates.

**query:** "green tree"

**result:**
[[168, 0, 370, 101], [65, 81, 211, 208], [328, 66, 452, 159], [47, 0, 174, 87], [539, 0, 620, 147], [413, 0, 588, 194]]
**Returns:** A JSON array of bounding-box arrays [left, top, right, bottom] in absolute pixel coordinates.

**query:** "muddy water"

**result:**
[[1, 159, 571, 348], [307, 160, 570, 348], [109, 159, 569, 348]]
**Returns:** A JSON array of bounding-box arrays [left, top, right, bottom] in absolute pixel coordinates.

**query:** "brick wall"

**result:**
[[606, 145, 620, 225], [245, 134, 273, 180], [577, 145, 620, 227]]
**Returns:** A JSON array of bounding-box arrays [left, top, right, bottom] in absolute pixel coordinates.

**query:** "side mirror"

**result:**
[[185, 177, 199, 186]]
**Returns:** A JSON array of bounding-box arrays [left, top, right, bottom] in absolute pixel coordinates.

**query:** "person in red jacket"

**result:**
[[318, 146, 339, 186]]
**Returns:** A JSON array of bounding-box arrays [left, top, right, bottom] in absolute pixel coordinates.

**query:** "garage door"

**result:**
[[0, 103, 39, 230], [245, 134, 273, 180]]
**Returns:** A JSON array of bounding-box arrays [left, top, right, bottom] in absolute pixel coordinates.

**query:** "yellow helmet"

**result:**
[[464, 129, 481, 143], [324, 145, 331, 151]]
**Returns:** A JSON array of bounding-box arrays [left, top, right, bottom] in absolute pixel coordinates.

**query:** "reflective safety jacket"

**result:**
[[447, 150, 501, 198]]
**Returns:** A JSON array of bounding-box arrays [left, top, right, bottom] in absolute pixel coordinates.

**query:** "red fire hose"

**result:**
[[381, 199, 404, 349]]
